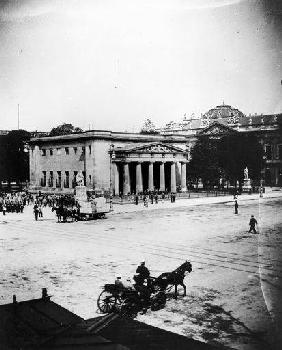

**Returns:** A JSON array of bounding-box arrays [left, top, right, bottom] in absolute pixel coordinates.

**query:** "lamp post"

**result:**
[[109, 144, 115, 211]]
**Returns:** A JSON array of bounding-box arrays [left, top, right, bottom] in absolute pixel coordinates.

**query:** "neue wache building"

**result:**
[[29, 104, 282, 194]]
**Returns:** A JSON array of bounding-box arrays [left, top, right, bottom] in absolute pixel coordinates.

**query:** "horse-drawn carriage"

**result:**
[[97, 261, 192, 318], [97, 282, 166, 317]]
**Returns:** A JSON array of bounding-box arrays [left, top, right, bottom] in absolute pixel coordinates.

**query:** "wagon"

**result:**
[[77, 196, 110, 220], [97, 283, 166, 317]]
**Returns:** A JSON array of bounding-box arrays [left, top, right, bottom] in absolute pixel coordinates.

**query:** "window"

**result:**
[[265, 145, 272, 160], [56, 148, 61, 155], [56, 171, 61, 188], [41, 171, 46, 187], [64, 171, 69, 188], [279, 145, 282, 160], [65, 147, 69, 155], [50, 149, 53, 156], [73, 171, 78, 188], [49, 171, 53, 187], [73, 147, 77, 154], [41, 149, 46, 156]]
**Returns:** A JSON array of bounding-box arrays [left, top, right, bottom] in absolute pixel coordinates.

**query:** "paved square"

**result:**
[[1, 195, 282, 350]]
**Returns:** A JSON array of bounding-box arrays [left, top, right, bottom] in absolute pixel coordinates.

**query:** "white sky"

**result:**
[[0, 0, 281, 132]]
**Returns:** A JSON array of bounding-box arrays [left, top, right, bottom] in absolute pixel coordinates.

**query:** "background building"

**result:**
[[28, 104, 282, 194]]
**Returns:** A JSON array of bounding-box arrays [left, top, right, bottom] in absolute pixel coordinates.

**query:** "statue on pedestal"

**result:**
[[244, 167, 249, 180], [76, 171, 84, 187]]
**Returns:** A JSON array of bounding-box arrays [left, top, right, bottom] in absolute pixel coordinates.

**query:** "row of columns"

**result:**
[[113, 161, 187, 195]]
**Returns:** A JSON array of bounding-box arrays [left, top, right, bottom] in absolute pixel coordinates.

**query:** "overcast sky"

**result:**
[[0, 0, 281, 132]]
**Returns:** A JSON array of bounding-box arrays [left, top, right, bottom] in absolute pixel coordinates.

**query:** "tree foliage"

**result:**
[[188, 136, 223, 187], [189, 133, 265, 187], [49, 123, 83, 136], [0, 130, 30, 183], [218, 134, 265, 184], [140, 119, 159, 134]]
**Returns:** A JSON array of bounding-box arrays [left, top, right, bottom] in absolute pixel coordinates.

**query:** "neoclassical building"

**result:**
[[29, 104, 282, 194]]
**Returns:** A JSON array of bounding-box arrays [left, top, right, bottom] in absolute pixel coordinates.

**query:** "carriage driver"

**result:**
[[135, 260, 150, 284], [134, 261, 151, 312]]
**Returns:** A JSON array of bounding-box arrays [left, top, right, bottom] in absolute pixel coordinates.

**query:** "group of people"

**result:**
[[133, 192, 176, 207], [0, 192, 30, 215]]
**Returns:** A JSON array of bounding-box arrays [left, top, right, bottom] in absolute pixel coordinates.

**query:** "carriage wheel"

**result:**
[[97, 290, 119, 313], [151, 291, 166, 311]]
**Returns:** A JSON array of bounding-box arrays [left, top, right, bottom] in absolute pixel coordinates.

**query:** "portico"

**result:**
[[111, 142, 188, 195]]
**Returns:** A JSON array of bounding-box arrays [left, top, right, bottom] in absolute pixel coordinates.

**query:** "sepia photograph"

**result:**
[[0, 1, 282, 349]]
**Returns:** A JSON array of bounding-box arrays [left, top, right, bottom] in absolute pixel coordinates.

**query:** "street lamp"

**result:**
[[109, 144, 115, 210]]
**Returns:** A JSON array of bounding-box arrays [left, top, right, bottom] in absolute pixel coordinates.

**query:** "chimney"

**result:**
[[42, 288, 49, 299]]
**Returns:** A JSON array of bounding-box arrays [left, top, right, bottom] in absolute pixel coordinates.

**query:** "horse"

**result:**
[[153, 261, 192, 299]]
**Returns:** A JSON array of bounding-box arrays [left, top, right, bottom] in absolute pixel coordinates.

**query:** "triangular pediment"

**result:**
[[116, 142, 186, 154], [199, 121, 237, 136]]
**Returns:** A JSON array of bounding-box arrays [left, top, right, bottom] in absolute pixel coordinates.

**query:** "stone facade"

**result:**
[[29, 131, 191, 194], [29, 104, 282, 193]]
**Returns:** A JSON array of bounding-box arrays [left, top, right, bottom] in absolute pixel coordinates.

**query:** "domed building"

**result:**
[[200, 103, 245, 128], [159, 102, 282, 186]]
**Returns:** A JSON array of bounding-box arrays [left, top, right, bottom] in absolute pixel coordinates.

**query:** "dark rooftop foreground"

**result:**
[[0, 289, 230, 350]]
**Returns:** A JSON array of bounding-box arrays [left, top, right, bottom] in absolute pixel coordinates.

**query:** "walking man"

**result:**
[[33, 203, 39, 221], [248, 215, 258, 234], [234, 200, 238, 214]]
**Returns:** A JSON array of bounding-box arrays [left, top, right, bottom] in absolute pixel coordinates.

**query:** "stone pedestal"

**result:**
[[75, 186, 87, 202], [242, 178, 252, 192]]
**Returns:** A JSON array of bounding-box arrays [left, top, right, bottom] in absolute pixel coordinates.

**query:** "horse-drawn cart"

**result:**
[[75, 186, 110, 220], [78, 196, 110, 220]]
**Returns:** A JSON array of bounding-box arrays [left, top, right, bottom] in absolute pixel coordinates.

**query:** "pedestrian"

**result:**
[[33, 203, 39, 221], [234, 200, 238, 214], [248, 215, 258, 234], [143, 195, 148, 207], [38, 204, 43, 218], [135, 194, 139, 205], [2, 204, 6, 216], [154, 193, 158, 204]]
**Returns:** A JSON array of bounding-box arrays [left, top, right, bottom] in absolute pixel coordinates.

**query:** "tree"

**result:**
[[188, 133, 265, 188], [188, 136, 223, 188], [140, 119, 159, 134], [1, 130, 31, 183], [218, 133, 265, 186], [49, 123, 83, 136]]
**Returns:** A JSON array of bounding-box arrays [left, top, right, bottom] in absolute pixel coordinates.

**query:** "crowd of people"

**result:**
[[130, 191, 177, 207], [0, 192, 32, 215]]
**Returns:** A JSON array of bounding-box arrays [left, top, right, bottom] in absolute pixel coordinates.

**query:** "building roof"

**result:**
[[0, 291, 227, 350], [0, 292, 125, 350]]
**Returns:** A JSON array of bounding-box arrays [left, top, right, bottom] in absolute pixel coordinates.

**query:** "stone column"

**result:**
[[148, 162, 154, 191], [159, 162, 165, 192], [171, 162, 176, 193], [181, 162, 187, 192], [123, 163, 130, 195], [113, 163, 119, 196], [33, 145, 41, 187], [136, 163, 143, 193]]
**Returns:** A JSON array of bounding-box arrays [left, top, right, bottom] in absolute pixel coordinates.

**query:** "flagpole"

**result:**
[[17, 104, 20, 130]]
